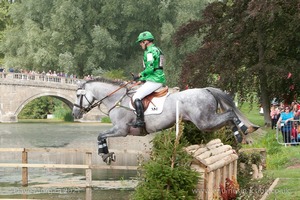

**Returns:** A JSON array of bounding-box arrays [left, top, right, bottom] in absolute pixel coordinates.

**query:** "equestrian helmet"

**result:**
[[136, 31, 154, 43]]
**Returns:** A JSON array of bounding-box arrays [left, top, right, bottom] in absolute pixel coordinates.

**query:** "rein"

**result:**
[[75, 81, 141, 115], [105, 81, 142, 114]]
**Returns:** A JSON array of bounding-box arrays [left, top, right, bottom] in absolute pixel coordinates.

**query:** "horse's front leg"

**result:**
[[97, 125, 128, 164]]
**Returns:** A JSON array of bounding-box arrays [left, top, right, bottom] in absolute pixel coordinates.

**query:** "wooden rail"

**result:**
[[0, 148, 141, 187]]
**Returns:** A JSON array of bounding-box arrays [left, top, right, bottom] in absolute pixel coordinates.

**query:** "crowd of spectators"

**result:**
[[1, 67, 96, 83], [273, 101, 300, 145], [0, 68, 97, 80]]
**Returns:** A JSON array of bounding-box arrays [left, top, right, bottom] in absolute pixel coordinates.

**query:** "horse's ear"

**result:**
[[76, 80, 86, 89]]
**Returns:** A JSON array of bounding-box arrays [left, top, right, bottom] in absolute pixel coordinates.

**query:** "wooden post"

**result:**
[[207, 171, 214, 200], [228, 163, 232, 179], [22, 149, 28, 187], [215, 168, 220, 189], [233, 160, 237, 180], [86, 187, 92, 200], [85, 152, 92, 200], [85, 152, 92, 187], [222, 165, 227, 186]]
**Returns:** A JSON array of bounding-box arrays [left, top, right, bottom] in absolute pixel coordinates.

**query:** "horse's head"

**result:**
[[72, 87, 95, 119]]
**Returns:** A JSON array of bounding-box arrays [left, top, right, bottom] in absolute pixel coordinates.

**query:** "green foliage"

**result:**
[[237, 151, 263, 186], [183, 121, 239, 149], [132, 126, 199, 200], [238, 101, 264, 127], [19, 96, 73, 122], [100, 116, 111, 123], [102, 69, 126, 80], [174, 0, 300, 126], [0, 0, 211, 84], [19, 96, 55, 119], [52, 102, 73, 122]]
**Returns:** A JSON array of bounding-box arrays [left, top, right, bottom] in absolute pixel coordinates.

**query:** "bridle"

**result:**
[[73, 89, 97, 113], [73, 81, 140, 115]]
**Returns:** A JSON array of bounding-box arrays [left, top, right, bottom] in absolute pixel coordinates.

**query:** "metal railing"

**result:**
[[276, 119, 300, 146]]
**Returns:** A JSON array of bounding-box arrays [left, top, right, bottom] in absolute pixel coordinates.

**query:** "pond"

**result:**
[[0, 121, 139, 199]]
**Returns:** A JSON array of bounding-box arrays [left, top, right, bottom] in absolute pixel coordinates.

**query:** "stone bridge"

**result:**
[[0, 72, 102, 122]]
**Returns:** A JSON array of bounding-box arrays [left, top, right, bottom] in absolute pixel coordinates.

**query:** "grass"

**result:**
[[240, 102, 300, 199]]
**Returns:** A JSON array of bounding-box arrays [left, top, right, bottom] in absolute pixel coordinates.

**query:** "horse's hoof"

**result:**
[[102, 153, 116, 165], [247, 126, 259, 134], [105, 156, 111, 165], [102, 154, 111, 165], [111, 152, 116, 162]]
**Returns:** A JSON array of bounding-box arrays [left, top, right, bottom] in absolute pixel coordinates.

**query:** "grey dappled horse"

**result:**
[[72, 78, 259, 164]]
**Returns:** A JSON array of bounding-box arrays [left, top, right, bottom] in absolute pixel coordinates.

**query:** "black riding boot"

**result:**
[[127, 99, 145, 128]]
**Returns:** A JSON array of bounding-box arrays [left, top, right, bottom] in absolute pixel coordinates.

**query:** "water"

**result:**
[[0, 122, 106, 148], [0, 122, 138, 199]]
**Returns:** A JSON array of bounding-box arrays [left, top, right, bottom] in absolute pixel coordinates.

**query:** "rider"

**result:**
[[127, 31, 166, 128]]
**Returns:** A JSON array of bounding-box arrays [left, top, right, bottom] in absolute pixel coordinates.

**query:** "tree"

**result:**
[[0, 0, 121, 76], [19, 96, 55, 119], [0, 0, 211, 82], [0, 0, 12, 61], [174, 0, 300, 126]]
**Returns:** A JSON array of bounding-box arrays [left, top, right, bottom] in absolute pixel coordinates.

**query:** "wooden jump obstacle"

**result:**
[[0, 148, 141, 187], [185, 139, 238, 200]]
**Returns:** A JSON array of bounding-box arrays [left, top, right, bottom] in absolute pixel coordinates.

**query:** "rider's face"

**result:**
[[139, 40, 147, 50]]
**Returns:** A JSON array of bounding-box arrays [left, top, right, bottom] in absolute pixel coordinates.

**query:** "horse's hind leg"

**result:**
[[231, 113, 249, 135], [192, 109, 247, 143], [231, 125, 243, 143]]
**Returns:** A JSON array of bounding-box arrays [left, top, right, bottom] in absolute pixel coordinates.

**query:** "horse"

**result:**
[[72, 78, 259, 164]]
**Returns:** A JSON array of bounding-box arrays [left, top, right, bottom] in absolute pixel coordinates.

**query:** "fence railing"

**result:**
[[276, 119, 300, 146], [0, 72, 79, 85], [0, 148, 140, 187]]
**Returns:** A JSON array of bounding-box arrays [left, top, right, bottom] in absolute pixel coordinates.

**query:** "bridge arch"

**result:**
[[0, 72, 105, 122], [14, 92, 75, 118]]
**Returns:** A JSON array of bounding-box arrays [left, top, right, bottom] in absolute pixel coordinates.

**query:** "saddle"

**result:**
[[131, 86, 169, 111]]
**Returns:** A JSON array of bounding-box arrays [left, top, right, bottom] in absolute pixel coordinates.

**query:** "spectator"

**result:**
[[270, 105, 279, 129], [278, 102, 285, 113], [291, 121, 300, 145], [292, 102, 299, 117], [277, 106, 294, 144]]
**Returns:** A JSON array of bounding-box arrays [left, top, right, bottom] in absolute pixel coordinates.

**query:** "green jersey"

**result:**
[[140, 44, 166, 84]]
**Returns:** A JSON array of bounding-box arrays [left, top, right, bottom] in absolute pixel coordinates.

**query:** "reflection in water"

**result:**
[[0, 122, 141, 199]]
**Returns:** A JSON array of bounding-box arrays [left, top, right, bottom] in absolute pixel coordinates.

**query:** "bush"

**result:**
[[101, 116, 111, 123], [132, 125, 199, 200], [183, 121, 240, 149], [53, 104, 74, 122]]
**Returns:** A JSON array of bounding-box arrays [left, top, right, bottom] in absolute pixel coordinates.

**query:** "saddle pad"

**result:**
[[129, 93, 169, 115]]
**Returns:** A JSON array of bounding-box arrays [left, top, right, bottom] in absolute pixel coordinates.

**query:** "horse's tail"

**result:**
[[206, 87, 259, 132]]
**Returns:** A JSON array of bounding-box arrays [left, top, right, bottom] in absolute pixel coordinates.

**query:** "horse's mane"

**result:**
[[82, 77, 125, 87]]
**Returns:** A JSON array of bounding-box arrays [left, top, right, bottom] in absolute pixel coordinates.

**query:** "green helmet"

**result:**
[[136, 31, 154, 43]]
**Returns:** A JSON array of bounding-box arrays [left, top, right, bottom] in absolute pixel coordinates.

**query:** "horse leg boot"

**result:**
[[232, 126, 243, 143], [98, 138, 116, 164], [127, 99, 145, 128], [233, 117, 249, 135], [98, 138, 109, 155]]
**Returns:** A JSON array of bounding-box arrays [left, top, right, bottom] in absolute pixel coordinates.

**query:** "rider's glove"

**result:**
[[133, 74, 140, 81]]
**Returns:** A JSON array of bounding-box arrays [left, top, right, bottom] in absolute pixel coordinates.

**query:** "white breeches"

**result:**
[[133, 81, 163, 101]]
